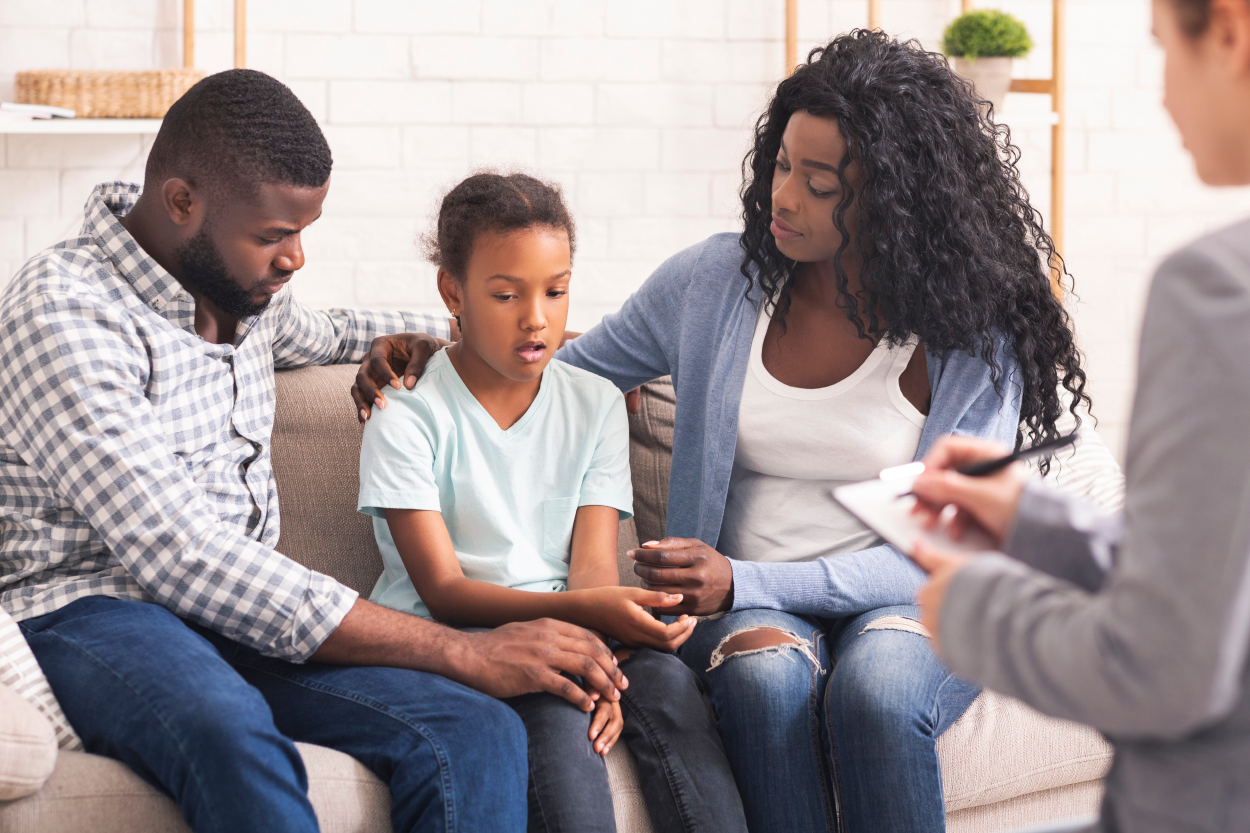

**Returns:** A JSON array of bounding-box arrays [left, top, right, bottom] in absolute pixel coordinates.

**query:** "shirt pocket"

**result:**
[[542, 496, 580, 560]]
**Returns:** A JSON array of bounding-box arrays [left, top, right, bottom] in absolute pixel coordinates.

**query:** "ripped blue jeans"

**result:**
[[677, 605, 979, 833]]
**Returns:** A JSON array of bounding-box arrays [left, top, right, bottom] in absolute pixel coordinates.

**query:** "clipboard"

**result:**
[[832, 463, 996, 555]]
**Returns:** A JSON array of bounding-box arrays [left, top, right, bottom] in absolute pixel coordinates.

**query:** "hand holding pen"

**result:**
[[906, 430, 1080, 547]]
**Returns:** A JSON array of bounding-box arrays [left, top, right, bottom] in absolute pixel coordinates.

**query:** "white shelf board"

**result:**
[[0, 118, 162, 134]]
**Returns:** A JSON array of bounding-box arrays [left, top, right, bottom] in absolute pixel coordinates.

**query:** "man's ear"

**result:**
[[160, 178, 201, 227], [436, 269, 464, 315]]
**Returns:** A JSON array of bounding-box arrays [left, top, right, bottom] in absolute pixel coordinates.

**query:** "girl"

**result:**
[[357, 173, 746, 833]]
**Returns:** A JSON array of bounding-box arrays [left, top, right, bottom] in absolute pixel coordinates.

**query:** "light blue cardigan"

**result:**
[[558, 233, 1022, 619]]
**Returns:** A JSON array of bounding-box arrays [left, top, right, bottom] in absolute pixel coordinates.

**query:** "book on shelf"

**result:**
[[0, 102, 77, 120]]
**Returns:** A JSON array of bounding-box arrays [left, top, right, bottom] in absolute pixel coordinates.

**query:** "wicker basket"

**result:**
[[15, 69, 207, 119]]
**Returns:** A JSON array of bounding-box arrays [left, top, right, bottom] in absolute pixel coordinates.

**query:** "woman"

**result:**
[[355, 30, 1088, 832], [906, 0, 1250, 830]]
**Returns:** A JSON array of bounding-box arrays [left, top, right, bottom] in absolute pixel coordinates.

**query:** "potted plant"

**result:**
[[943, 9, 1033, 116]]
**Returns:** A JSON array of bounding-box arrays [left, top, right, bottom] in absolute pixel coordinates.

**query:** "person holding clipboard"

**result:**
[[906, 1, 1250, 830]]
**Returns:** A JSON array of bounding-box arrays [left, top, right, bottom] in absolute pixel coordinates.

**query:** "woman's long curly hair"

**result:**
[[740, 30, 1090, 454]]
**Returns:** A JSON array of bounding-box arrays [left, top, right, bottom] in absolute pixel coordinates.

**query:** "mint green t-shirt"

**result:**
[[358, 349, 634, 618]]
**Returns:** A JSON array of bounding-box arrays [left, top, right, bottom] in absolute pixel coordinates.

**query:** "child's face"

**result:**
[[438, 225, 572, 383]]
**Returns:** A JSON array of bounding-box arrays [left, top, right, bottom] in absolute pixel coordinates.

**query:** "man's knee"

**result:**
[[483, 693, 527, 753]]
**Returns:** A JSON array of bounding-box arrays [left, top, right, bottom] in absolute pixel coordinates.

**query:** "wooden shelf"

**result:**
[[0, 119, 162, 135]]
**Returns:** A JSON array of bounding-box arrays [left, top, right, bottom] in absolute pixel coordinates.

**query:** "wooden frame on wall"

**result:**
[[183, 0, 247, 70]]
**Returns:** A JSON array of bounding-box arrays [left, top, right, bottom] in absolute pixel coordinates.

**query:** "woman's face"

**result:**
[[769, 110, 861, 263], [1156, 0, 1250, 184]]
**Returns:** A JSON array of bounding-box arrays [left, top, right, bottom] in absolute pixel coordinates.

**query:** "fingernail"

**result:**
[[375, 398, 386, 410], [406, 376, 416, 389], [359, 409, 367, 422], [389, 378, 401, 389], [642, 541, 659, 547], [626, 550, 635, 559]]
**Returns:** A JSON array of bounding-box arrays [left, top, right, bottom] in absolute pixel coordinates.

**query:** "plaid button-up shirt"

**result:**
[[0, 182, 448, 661]]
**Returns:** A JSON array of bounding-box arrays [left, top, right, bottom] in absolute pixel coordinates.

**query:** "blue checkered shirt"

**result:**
[[0, 182, 448, 661]]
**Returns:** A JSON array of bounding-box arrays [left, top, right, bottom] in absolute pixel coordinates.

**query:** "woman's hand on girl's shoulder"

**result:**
[[570, 586, 696, 652]]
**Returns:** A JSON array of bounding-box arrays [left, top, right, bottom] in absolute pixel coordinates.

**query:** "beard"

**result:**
[[174, 223, 271, 319]]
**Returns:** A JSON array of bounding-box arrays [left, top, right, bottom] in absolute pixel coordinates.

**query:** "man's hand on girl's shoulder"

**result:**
[[352, 331, 449, 423]]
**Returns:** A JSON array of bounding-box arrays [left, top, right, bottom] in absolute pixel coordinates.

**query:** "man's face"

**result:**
[[175, 180, 329, 317]]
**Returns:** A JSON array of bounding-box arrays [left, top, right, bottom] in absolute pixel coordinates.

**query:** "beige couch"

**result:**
[[0, 364, 1115, 833]]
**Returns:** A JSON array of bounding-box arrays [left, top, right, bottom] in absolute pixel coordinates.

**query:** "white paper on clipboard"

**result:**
[[832, 471, 996, 556]]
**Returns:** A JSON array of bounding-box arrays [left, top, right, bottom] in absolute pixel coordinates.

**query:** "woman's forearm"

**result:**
[[728, 545, 925, 618]]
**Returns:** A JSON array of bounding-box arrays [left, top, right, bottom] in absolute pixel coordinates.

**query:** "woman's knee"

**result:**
[[826, 626, 941, 733], [704, 625, 823, 711]]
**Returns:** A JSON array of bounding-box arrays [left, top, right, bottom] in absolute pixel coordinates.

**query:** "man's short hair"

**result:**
[[145, 69, 332, 202]]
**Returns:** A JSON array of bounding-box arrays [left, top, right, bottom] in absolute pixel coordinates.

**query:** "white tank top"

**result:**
[[718, 300, 927, 563]]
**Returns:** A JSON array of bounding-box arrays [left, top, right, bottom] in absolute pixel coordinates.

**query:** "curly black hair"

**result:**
[[739, 30, 1090, 456], [146, 69, 332, 201], [423, 172, 576, 281]]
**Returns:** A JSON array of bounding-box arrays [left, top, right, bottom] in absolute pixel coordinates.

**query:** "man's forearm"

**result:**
[[311, 598, 472, 678]]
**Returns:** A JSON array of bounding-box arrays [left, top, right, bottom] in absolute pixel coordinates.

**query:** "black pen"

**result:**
[[889, 429, 1081, 499], [954, 429, 1081, 476]]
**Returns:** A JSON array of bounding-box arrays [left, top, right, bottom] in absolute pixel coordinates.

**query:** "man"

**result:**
[[0, 70, 624, 833]]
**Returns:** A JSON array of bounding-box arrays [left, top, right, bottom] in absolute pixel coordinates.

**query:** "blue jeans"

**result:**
[[19, 596, 528, 833], [505, 646, 746, 833], [677, 605, 980, 833]]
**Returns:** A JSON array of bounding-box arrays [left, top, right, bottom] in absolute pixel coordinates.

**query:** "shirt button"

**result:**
[[151, 297, 163, 309]]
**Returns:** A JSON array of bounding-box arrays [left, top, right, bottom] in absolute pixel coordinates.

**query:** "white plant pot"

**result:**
[[953, 56, 1013, 117]]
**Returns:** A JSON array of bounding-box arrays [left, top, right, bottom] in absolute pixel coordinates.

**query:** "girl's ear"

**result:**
[[436, 269, 464, 315]]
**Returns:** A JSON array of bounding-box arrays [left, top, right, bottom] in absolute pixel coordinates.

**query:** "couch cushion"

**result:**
[[937, 690, 1112, 811], [272, 365, 385, 596], [0, 683, 57, 801], [0, 744, 390, 833], [0, 742, 655, 833], [946, 780, 1104, 833], [626, 378, 676, 549]]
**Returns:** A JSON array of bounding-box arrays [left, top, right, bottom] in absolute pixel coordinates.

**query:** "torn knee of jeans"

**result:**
[[707, 626, 821, 673], [858, 615, 931, 639]]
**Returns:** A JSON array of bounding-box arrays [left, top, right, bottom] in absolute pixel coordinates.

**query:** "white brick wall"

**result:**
[[4, 0, 1250, 460]]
